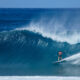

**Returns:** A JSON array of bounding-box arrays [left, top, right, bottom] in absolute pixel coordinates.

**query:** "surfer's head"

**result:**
[[58, 51, 62, 55]]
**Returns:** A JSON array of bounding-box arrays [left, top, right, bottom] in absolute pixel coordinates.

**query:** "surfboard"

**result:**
[[52, 59, 66, 64]]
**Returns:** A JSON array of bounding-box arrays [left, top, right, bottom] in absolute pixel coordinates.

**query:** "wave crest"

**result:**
[[15, 23, 80, 44]]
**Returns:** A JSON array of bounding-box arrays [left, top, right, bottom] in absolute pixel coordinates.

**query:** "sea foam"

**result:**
[[0, 76, 80, 80], [15, 23, 80, 45]]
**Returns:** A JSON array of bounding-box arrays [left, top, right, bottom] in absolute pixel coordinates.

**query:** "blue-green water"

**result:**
[[0, 8, 80, 76]]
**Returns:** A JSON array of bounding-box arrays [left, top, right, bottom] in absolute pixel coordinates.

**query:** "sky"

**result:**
[[0, 0, 80, 8]]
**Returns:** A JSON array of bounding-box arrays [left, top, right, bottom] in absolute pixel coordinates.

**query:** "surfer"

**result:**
[[58, 51, 62, 61]]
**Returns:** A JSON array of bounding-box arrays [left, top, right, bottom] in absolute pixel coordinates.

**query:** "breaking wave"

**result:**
[[0, 8, 80, 76]]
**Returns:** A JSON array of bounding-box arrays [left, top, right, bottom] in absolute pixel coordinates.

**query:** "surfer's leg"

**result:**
[[58, 57, 62, 61], [60, 57, 62, 60], [59, 55, 62, 60], [58, 57, 59, 61], [58, 57, 60, 61]]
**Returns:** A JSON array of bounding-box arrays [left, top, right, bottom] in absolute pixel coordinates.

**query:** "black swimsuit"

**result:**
[[58, 55, 62, 57]]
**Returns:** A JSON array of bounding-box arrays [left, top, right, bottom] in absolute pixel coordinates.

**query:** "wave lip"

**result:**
[[15, 25, 80, 45]]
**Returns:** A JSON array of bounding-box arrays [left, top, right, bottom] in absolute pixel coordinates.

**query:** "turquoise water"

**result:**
[[0, 8, 80, 76]]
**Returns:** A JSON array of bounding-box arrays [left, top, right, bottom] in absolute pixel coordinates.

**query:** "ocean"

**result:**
[[0, 8, 80, 79]]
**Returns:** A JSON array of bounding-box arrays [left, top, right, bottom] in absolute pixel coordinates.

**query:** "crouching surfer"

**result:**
[[58, 51, 62, 61]]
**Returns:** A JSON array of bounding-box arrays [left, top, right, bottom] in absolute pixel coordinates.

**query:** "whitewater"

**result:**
[[15, 22, 80, 45], [0, 76, 80, 80]]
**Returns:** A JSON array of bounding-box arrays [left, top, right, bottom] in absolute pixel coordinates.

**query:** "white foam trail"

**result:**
[[61, 53, 80, 65], [0, 76, 80, 80]]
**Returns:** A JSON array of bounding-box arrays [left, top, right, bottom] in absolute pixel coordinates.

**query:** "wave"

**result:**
[[0, 9, 80, 76], [0, 29, 80, 64], [15, 23, 80, 45], [0, 27, 80, 75], [1, 9, 80, 44]]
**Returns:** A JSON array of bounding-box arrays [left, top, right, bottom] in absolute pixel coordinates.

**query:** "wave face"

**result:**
[[0, 8, 80, 76], [0, 30, 80, 76]]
